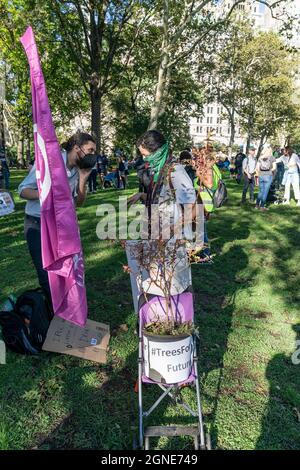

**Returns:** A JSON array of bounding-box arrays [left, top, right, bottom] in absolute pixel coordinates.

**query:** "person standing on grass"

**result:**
[[229, 156, 236, 179], [117, 156, 126, 189], [0, 149, 10, 190], [255, 147, 276, 212], [274, 148, 285, 190], [276, 146, 300, 206], [97, 152, 108, 188], [123, 155, 129, 188], [18, 132, 96, 304], [126, 130, 197, 313], [88, 161, 98, 193], [193, 153, 221, 263], [235, 148, 246, 183], [179, 150, 195, 182], [241, 146, 257, 204]]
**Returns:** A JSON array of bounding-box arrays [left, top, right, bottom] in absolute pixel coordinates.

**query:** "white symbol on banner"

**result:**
[[34, 124, 51, 204]]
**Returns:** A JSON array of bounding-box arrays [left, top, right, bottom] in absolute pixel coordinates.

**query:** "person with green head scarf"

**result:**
[[143, 142, 169, 183], [125, 130, 199, 314], [127, 130, 170, 206]]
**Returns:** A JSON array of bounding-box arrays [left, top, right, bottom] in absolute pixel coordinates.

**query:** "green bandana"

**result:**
[[144, 143, 169, 182]]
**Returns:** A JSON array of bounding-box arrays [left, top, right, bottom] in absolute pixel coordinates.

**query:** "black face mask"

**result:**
[[77, 153, 97, 169]]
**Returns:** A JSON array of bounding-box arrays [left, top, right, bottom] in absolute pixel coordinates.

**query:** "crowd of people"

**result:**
[[1, 132, 298, 305], [232, 145, 300, 210], [86, 151, 131, 192]]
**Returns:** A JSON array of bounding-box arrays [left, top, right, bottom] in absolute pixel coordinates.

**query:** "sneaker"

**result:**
[[254, 205, 259, 210], [260, 207, 269, 212]]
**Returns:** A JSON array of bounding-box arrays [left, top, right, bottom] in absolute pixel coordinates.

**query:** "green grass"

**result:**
[[0, 170, 300, 450]]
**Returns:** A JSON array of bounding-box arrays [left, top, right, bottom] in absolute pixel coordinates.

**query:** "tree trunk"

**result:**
[[17, 136, 25, 168], [0, 103, 5, 152], [148, 50, 169, 130], [90, 83, 102, 153], [148, 0, 170, 131], [246, 117, 254, 155], [256, 132, 267, 158], [25, 126, 31, 165], [228, 109, 235, 158]]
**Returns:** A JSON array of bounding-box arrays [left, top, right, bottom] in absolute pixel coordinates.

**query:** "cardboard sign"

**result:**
[[0, 192, 15, 217], [42, 316, 110, 364]]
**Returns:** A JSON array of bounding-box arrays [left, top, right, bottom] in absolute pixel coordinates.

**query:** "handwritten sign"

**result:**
[[42, 316, 110, 363], [0, 192, 15, 217]]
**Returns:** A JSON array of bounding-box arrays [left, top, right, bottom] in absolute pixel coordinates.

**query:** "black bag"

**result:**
[[213, 178, 228, 208], [205, 169, 228, 209], [0, 289, 52, 355]]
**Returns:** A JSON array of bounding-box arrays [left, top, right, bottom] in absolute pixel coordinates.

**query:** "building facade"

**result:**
[[189, 0, 285, 149]]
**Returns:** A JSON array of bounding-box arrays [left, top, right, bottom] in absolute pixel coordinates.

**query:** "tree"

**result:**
[[147, 0, 288, 131], [0, 0, 90, 164], [234, 32, 299, 155], [47, 0, 154, 151]]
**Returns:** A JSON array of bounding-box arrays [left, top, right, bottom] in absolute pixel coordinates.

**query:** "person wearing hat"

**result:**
[[240, 145, 257, 204]]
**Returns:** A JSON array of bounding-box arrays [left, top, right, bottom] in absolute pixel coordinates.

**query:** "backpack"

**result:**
[[235, 153, 245, 167], [0, 289, 52, 355], [260, 157, 271, 171], [212, 178, 228, 208]]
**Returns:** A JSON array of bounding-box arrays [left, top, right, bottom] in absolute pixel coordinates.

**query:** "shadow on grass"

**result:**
[[2, 172, 299, 449], [253, 206, 300, 449], [256, 323, 300, 450]]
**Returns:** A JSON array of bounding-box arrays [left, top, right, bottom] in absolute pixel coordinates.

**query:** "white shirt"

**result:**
[[276, 154, 300, 173], [18, 151, 79, 218]]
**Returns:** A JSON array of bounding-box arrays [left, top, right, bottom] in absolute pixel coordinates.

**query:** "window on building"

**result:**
[[217, 107, 220, 114], [207, 117, 210, 123], [210, 117, 213, 124], [219, 127, 222, 134], [197, 126, 199, 133], [199, 127, 202, 133], [216, 127, 219, 134], [207, 106, 210, 114]]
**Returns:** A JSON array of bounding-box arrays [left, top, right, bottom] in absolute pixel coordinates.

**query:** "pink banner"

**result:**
[[20, 26, 87, 327]]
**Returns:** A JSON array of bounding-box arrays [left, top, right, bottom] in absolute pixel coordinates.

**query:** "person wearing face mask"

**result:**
[[18, 132, 96, 303]]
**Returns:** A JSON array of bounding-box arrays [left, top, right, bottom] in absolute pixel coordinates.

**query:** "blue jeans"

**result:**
[[256, 175, 273, 207]]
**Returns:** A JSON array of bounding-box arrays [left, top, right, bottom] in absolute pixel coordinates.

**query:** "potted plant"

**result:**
[[124, 237, 198, 384]]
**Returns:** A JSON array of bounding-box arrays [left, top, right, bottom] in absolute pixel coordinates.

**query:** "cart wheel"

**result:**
[[144, 436, 150, 450], [206, 432, 212, 450], [132, 435, 143, 450]]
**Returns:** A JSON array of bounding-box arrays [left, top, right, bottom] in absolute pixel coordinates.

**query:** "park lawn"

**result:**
[[0, 169, 299, 450]]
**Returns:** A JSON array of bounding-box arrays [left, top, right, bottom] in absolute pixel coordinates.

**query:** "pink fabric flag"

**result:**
[[20, 26, 87, 327]]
